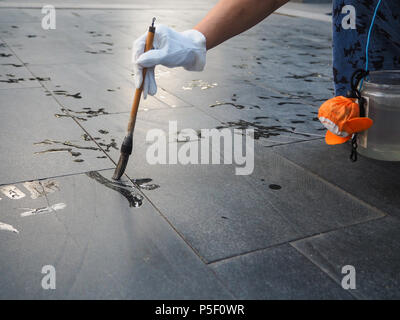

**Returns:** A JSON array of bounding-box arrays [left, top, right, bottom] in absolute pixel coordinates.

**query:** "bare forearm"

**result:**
[[194, 0, 289, 50]]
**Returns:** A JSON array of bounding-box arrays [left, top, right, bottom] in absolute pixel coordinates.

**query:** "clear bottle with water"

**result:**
[[358, 70, 400, 161]]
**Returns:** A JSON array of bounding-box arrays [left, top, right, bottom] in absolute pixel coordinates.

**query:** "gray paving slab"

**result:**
[[0, 87, 115, 184], [210, 244, 353, 299], [1, 24, 97, 65], [27, 63, 186, 112], [273, 139, 400, 217], [153, 70, 326, 147], [119, 143, 383, 263], [70, 106, 222, 169], [0, 169, 233, 299], [0, 8, 37, 23], [291, 216, 400, 299]]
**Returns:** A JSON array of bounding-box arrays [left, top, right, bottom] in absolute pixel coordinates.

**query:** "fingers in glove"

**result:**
[[132, 35, 146, 88], [136, 48, 165, 68], [133, 62, 143, 89], [132, 34, 146, 62], [147, 67, 157, 96], [142, 70, 151, 100], [133, 63, 143, 89]]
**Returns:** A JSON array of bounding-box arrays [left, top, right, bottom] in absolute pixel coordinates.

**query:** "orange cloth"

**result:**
[[318, 96, 373, 145]]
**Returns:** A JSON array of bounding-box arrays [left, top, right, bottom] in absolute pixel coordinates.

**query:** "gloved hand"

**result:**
[[132, 24, 207, 99]]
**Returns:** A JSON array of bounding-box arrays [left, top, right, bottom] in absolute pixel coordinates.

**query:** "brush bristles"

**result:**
[[112, 153, 130, 180]]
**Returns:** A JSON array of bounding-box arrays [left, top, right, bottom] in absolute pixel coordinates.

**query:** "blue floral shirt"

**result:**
[[332, 0, 400, 96]]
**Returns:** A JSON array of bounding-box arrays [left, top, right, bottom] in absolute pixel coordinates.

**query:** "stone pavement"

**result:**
[[0, 1, 399, 299]]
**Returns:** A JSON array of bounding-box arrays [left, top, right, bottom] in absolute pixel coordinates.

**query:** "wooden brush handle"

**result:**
[[127, 27, 155, 134]]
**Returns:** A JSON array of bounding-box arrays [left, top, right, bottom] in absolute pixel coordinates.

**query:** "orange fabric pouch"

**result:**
[[318, 96, 373, 145]]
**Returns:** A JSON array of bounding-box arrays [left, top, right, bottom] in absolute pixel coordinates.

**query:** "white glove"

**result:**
[[132, 24, 207, 99]]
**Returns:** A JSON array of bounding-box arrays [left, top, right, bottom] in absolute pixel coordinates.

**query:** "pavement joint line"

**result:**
[[248, 79, 333, 106], [39, 180, 81, 248], [264, 137, 324, 148], [205, 146, 389, 266], [274, 150, 389, 218], [120, 170, 240, 299], [156, 86, 194, 108], [0, 168, 115, 187], [286, 131, 325, 138], [207, 214, 387, 269], [289, 240, 359, 300], [287, 216, 391, 301]]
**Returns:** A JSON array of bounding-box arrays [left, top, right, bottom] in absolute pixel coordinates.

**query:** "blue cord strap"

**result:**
[[349, 0, 382, 162], [359, 0, 382, 89]]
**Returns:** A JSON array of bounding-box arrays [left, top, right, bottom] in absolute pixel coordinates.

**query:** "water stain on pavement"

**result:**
[[0, 185, 26, 199], [269, 184, 282, 190], [291, 120, 305, 124], [0, 77, 24, 83], [30, 77, 50, 81], [0, 75, 50, 84], [54, 113, 87, 121], [176, 129, 202, 142], [33, 139, 107, 163], [98, 139, 118, 152], [85, 50, 112, 55], [86, 171, 143, 208], [35, 147, 75, 154], [182, 80, 218, 90], [70, 151, 82, 157], [55, 107, 109, 121], [215, 120, 310, 139], [82, 133, 101, 141], [23, 180, 59, 199], [278, 102, 303, 106], [52, 91, 82, 99], [86, 31, 112, 38], [131, 178, 160, 191], [1, 63, 23, 67], [34, 139, 99, 151], [83, 133, 117, 152], [209, 101, 246, 110], [20, 203, 66, 217], [0, 221, 19, 233]]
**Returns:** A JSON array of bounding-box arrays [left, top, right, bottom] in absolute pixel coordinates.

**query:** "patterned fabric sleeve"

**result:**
[[332, 0, 400, 96]]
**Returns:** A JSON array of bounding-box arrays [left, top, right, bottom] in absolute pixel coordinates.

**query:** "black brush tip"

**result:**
[[112, 153, 130, 180]]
